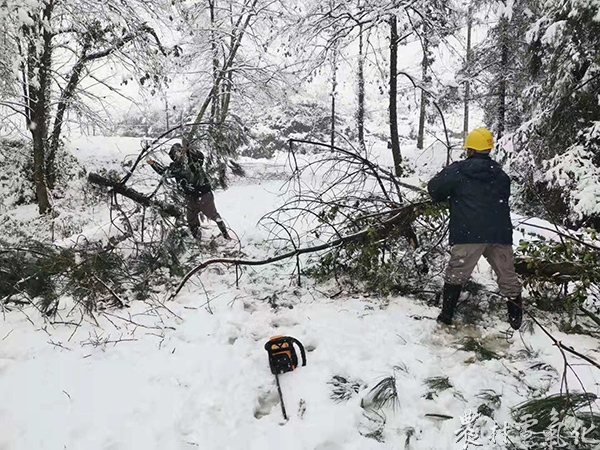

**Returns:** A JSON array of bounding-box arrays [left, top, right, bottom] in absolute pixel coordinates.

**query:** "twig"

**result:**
[[526, 309, 600, 371], [92, 275, 126, 308], [48, 340, 71, 351]]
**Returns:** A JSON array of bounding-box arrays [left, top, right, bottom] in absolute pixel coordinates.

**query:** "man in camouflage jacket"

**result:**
[[148, 143, 230, 240]]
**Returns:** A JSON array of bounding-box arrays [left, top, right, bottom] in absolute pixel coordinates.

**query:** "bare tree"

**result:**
[[1, 0, 169, 213], [184, 0, 261, 143]]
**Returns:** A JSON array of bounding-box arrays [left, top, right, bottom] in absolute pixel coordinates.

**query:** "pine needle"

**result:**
[[512, 392, 598, 432], [459, 336, 500, 360], [475, 389, 502, 409], [328, 375, 362, 403], [361, 376, 399, 411], [424, 376, 453, 392]]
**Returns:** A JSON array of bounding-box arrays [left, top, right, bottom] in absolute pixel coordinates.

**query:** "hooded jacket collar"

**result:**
[[469, 152, 492, 160]]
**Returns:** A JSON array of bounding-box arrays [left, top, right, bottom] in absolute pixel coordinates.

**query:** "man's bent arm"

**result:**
[[427, 163, 460, 202], [150, 161, 168, 176]]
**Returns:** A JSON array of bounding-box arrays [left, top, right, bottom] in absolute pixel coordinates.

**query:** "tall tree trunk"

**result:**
[[16, 40, 31, 129], [463, 4, 473, 141], [25, 2, 54, 214], [497, 16, 509, 139], [47, 38, 92, 189], [218, 0, 235, 124], [417, 35, 429, 150], [389, 15, 402, 176], [219, 69, 233, 124], [165, 95, 170, 130], [357, 22, 366, 153], [330, 46, 338, 150], [209, 0, 220, 124]]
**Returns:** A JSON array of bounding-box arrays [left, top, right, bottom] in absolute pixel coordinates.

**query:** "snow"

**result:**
[[541, 20, 566, 45], [544, 144, 600, 219], [2, 135, 600, 449], [3, 276, 592, 450]]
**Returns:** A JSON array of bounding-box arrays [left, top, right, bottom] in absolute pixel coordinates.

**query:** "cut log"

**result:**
[[88, 173, 181, 219]]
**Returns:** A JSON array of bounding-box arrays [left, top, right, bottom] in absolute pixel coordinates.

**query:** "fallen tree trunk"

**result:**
[[514, 258, 599, 283], [88, 173, 181, 219]]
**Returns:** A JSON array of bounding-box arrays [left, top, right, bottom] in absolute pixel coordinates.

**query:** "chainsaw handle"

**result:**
[[264, 335, 307, 373], [291, 337, 307, 367]]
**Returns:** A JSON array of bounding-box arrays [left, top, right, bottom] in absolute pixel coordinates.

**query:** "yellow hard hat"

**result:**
[[463, 128, 494, 151]]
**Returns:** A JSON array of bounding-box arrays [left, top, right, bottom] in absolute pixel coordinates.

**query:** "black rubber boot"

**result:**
[[217, 220, 231, 240], [507, 294, 523, 330], [437, 283, 462, 325]]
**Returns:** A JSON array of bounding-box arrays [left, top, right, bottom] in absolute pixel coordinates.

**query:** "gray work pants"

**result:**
[[445, 244, 522, 297], [185, 191, 222, 234]]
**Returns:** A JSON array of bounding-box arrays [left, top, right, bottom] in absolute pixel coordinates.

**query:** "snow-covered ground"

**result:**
[[1, 136, 599, 449]]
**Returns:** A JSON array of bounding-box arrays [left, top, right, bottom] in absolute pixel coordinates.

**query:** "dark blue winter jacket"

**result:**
[[427, 153, 512, 245]]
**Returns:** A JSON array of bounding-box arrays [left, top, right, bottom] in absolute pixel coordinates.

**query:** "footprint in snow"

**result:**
[[253, 389, 280, 419]]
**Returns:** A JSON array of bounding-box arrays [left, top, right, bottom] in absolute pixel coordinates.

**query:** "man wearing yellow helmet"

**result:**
[[427, 127, 522, 330]]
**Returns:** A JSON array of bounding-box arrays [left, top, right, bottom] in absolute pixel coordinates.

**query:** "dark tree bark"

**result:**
[[24, 1, 54, 214], [330, 46, 338, 150], [463, 4, 473, 141], [47, 25, 165, 189], [497, 16, 509, 139], [209, 0, 220, 123], [417, 35, 429, 150], [46, 37, 92, 189], [88, 173, 182, 219], [389, 15, 402, 176], [514, 258, 599, 283], [357, 22, 366, 153]]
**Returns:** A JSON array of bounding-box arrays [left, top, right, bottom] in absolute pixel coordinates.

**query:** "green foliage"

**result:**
[[189, 118, 248, 189], [65, 243, 128, 314], [515, 233, 600, 317], [510, 392, 600, 448], [0, 241, 70, 312], [512, 392, 597, 432], [305, 202, 444, 297], [424, 376, 452, 392], [0, 239, 130, 315], [0, 221, 194, 315], [0, 139, 35, 207]]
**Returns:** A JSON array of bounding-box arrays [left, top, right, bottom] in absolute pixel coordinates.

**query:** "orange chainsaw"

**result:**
[[264, 335, 307, 421]]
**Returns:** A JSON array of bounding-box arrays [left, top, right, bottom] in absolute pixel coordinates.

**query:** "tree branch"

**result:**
[[170, 201, 429, 299], [88, 172, 181, 219]]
